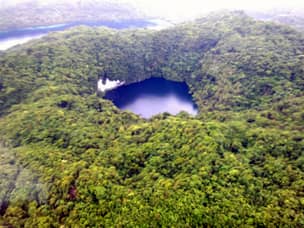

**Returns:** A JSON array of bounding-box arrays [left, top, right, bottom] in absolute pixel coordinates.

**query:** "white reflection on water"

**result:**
[[104, 77, 198, 118], [0, 34, 45, 50], [122, 93, 198, 118]]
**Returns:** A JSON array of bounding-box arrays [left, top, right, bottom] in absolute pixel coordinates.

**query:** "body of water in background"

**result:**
[[0, 19, 156, 51]]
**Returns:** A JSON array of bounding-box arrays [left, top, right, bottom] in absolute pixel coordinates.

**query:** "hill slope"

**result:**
[[0, 0, 146, 32], [0, 12, 304, 226], [247, 9, 304, 32]]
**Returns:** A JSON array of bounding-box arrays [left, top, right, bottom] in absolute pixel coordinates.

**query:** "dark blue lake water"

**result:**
[[105, 77, 198, 118], [0, 19, 154, 50]]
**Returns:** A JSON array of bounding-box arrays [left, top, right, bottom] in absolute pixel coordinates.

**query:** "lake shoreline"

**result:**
[[0, 18, 168, 51]]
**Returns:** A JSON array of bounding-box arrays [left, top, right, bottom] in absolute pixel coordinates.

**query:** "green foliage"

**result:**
[[0, 11, 304, 227]]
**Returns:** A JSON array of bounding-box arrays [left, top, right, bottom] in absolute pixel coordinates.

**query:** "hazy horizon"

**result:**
[[1, 0, 304, 21], [127, 0, 304, 21]]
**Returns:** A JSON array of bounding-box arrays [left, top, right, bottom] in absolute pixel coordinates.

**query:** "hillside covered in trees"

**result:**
[[0, 11, 304, 226], [0, 0, 146, 32]]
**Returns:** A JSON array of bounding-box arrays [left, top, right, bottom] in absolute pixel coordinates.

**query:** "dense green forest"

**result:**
[[0, 11, 304, 226]]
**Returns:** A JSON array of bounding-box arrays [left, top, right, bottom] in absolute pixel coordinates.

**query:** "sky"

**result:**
[[1, 0, 304, 21], [127, 0, 304, 20]]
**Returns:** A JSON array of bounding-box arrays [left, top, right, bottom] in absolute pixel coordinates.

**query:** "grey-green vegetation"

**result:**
[[0, 0, 145, 31]]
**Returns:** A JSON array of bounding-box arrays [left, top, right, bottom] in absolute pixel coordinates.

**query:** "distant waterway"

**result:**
[[0, 19, 157, 51]]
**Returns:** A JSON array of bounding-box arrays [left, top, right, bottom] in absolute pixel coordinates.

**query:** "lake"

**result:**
[[104, 77, 198, 118], [0, 19, 155, 51]]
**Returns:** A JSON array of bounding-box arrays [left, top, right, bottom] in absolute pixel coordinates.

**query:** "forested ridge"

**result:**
[[0, 0, 145, 32], [0, 11, 304, 226], [247, 9, 304, 32]]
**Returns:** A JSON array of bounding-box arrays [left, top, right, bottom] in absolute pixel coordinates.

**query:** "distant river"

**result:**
[[104, 77, 198, 118], [0, 19, 155, 51]]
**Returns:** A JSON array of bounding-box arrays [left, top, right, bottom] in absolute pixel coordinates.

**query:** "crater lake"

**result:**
[[104, 77, 198, 118]]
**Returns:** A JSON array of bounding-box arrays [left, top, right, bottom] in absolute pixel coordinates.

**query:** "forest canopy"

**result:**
[[0, 11, 304, 227]]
